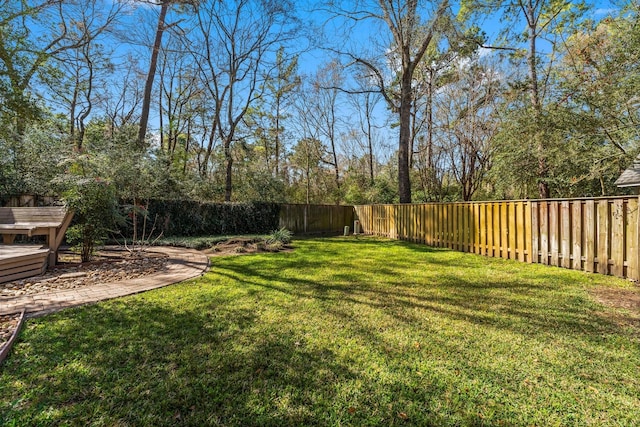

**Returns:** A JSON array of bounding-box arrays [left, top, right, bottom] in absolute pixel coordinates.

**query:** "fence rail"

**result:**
[[354, 197, 640, 281]]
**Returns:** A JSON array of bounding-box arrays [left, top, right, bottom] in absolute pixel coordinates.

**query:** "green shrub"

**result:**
[[118, 200, 281, 238], [63, 178, 122, 262]]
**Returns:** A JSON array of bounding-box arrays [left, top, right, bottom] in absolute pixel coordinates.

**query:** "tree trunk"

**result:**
[[366, 95, 374, 184], [224, 142, 233, 202], [526, 0, 548, 199], [398, 71, 413, 203], [138, 2, 169, 148], [275, 98, 281, 177]]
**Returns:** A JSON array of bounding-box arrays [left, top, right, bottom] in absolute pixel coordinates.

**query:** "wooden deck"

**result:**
[[0, 206, 73, 266], [0, 245, 49, 284]]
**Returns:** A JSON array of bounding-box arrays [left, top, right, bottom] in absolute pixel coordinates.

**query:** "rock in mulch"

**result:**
[[0, 312, 21, 355]]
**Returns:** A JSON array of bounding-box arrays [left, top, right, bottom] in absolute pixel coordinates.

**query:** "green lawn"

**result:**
[[1, 237, 639, 426]]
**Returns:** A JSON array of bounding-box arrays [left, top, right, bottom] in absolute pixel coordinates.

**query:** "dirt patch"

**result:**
[[203, 237, 291, 256], [590, 286, 640, 332]]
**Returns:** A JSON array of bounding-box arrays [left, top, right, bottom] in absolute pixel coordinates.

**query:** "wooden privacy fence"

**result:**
[[2, 195, 57, 207], [354, 197, 640, 281], [279, 204, 354, 235]]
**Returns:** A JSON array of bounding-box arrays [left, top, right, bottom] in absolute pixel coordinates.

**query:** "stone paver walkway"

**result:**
[[0, 247, 209, 318]]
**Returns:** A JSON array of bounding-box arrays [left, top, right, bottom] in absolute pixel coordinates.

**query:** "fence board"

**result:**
[[434, 205, 440, 246], [540, 203, 549, 265], [459, 204, 464, 251], [479, 203, 487, 255], [451, 204, 456, 249], [485, 203, 492, 256], [611, 199, 624, 277], [549, 202, 559, 267], [424, 204, 429, 244], [561, 201, 571, 269], [389, 205, 394, 237], [585, 200, 596, 273], [530, 202, 538, 263], [500, 202, 508, 259], [473, 203, 480, 254], [597, 201, 609, 275], [516, 202, 525, 262], [491, 203, 499, 257], [509, 203, 517, 260], [572, 202, 582, 270], [353, 196, 639, 281], [627, 198, 639, 280], [445, 203, 456, 249], [463, 204, 470, 252]]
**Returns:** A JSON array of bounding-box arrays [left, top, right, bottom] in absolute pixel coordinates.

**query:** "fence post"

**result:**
[[637, 196, 640, 282]]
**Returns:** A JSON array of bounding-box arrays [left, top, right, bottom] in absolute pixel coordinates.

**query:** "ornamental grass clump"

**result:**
[[265, 227, 292, 245]]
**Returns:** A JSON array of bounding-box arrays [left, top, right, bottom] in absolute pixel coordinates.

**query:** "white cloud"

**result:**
[[594, 8, 618, 16]]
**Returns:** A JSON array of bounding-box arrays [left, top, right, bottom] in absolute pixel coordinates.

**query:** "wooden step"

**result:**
[[0, 245, 49, 284]]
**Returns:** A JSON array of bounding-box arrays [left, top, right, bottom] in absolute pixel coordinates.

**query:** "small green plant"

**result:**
[[265, 227, 292, 245], [63, 177, 122, 262]]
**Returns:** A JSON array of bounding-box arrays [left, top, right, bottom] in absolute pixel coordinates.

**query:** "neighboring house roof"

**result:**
[[615, 155, 640, 187]]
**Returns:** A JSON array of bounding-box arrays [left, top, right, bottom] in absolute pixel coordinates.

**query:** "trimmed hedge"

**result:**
[[120, 200, 281, 237]]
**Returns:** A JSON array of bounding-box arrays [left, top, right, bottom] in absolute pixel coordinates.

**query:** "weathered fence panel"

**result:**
[[354, 197, 640, 281], [1, 195, 57, 207], [279, 204, 354, 235]]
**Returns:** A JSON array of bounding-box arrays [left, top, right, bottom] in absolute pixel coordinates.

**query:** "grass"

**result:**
[[1, 236, 639, 426]]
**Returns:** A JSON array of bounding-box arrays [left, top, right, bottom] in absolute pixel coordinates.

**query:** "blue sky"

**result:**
[[24, 0, 625, 153]]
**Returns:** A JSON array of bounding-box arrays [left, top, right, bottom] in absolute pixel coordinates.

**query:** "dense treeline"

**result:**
[[1, 0, 638, 206]]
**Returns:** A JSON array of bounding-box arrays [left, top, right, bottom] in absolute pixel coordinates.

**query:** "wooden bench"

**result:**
[[0, 207, 74, 266]]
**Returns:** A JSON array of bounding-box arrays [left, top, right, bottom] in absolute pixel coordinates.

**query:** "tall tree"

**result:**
[[137, 1, 169, 147], [289, 137, 324, 204], [137, 0, 197, 147], [264, 47, 300, 178], [42, 3, 118, 151], [462, 0, 588, 198], [304, 60, 345, 197], [547, 7, 640, 195], [188, 0, 297, 201], [328, 0, 450, 203], [246, 47, 300, 178], [411, 17, 482, 200], [436, 58, 502, 200], [157, 35, 203, 171], [347, 88, 383, 185], [0, 0, 120, 136]]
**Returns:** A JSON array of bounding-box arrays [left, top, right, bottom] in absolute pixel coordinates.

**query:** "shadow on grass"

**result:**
[[0, 297, 495, 426], [2, 237, 638, 426], [214, 263, 610, 335], [2, 299, 368, 426]]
